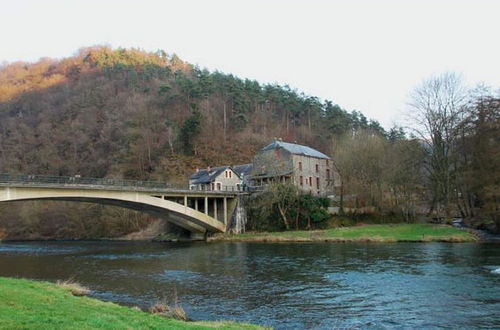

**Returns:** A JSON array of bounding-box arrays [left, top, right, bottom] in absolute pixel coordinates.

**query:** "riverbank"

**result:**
[[209, 224, 477, 243], [0, 277, 263, 329]]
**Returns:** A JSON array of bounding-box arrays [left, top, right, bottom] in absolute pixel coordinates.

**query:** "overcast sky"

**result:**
[[1, 0, 499, 127]]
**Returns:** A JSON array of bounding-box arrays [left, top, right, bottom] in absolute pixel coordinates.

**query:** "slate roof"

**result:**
[[233, 163, 253, 177], [189, 166, 230, 185], [261, 140, 330, 159]]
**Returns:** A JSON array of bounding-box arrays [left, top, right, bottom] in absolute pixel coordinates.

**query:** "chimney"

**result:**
[[207, 166, 211, 172], [195, 168, 199, 173]]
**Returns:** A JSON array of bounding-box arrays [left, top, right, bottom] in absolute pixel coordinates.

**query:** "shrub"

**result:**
[[56, 280, 90, 296], [247, 183, 331, 231], [149, 301, 187, 321]]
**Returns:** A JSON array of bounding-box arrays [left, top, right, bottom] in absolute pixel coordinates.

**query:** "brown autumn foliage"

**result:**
[[0, 46, 384, 239]]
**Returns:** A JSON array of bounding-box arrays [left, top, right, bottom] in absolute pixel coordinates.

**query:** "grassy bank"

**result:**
[[0, 277, 263, 330], [209, 224, 476, 243]]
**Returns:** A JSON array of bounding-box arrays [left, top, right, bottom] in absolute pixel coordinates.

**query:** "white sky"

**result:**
[[1, 0, 499, 128]]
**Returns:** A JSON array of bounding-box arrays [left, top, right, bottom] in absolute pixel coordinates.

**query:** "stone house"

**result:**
[[189, 166, 243, 191], [251, 140, 337, 196]]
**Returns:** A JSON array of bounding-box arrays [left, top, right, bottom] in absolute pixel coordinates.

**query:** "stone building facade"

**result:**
[[251, 140, 337, 196]]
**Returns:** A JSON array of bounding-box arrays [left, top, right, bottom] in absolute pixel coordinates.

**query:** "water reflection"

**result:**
[[0, 241, 499, 329]]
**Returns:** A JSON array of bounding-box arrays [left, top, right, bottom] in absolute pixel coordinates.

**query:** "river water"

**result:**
[[0, 241, 499, 329]]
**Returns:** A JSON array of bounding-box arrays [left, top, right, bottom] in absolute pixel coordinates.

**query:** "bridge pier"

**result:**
[[223, 197, 227, 225]]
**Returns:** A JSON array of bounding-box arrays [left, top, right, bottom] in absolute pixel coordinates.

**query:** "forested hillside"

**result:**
[[0, 46, 384, 239], [0, 46, 384, 180]]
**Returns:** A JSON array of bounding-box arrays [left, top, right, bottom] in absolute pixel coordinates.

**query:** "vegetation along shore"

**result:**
[[0, 277, 263, 330], [208, 224, 477, 243]]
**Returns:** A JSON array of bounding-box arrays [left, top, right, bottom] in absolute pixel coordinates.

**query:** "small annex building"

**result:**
[[189, 166, 243, 191]]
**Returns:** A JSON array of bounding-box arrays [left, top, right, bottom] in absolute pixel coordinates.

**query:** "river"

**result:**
[[0, 241, 499, 329]]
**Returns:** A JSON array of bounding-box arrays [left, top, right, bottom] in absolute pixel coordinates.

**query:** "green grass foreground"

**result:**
[[0, 277, 263, 330], [210, 224, 476, 243]]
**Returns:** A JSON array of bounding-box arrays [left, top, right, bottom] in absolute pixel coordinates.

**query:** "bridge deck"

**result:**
[[0, 173, 242, 196]]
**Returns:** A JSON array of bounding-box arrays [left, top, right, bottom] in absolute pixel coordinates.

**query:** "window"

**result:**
[[229, 171, 232, 178], [298, 162, 302, 171], [326, 159, 329, 166], [211, 183, 215, 190], [216, 182, 222, 190], [315, 164, 319, 173], [299, 176, 303, 186], [316, 177, 320, 189], [309, 177, 313, 187], [326, 169, 330, 179]]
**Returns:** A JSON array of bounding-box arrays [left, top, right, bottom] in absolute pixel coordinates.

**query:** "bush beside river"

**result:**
[[0, 277, 263, 330]]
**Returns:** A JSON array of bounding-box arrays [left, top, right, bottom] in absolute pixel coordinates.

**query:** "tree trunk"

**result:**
[[223, 101, 227, 142], [339, 182, 345, 216], [277, 204, 289, 230]]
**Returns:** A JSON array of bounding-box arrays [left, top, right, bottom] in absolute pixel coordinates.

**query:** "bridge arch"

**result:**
[[0, 186, 233, 233]]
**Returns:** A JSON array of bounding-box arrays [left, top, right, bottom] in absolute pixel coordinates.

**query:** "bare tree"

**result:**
[[408, 72, 468, 218]]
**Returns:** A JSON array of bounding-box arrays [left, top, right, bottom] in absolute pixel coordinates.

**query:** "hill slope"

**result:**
[[0, 46, 384, 239]]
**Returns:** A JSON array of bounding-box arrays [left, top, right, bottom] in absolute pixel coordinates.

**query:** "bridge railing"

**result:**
[[189, 184, 263, 192], [0, 173, 260, 193], [0, 173, 178, 190]]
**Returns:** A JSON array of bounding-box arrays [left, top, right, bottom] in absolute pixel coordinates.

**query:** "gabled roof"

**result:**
[[189, 166, 233, 185], [261, 140, 330, 159], [233, 163, 253, 177]]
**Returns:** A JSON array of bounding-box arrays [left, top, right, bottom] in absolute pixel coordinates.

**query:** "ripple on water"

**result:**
[[81, 252, 171, 260], [0, 243, 84, 255], [156, 269, 204, 282]]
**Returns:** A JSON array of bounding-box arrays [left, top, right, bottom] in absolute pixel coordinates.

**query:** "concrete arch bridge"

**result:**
[[0, 174, 243, 234]]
